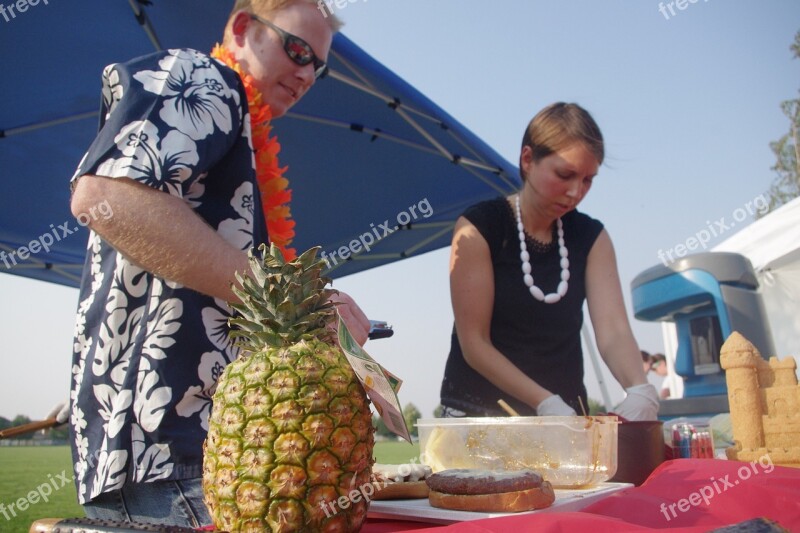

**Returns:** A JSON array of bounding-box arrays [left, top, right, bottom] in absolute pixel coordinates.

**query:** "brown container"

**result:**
[[610, 420, 665, 486]]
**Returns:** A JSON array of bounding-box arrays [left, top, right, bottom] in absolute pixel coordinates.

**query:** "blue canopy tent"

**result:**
[[0, 0, 519, 287]]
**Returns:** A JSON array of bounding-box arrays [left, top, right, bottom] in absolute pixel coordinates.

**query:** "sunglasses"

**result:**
[[249, 14, 328, 79]]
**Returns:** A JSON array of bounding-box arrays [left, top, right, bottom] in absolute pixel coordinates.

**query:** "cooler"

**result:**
[[631, 252, 774, 404]]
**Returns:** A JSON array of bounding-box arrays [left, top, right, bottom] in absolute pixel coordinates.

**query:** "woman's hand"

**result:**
[[614, 384, 660, 421], [536, 395, 577, 416]]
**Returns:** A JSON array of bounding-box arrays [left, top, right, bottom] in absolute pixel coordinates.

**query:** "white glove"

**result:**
[[46, 401, 70, 425], [536, 394, 577, 416], [614, 384, 660, 421]]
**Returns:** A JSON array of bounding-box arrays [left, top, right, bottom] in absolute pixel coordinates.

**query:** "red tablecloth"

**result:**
[[361, 459, 800, 532]]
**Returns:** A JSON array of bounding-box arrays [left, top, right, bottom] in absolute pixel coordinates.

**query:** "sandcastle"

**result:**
[[720, 331, 800, 468]]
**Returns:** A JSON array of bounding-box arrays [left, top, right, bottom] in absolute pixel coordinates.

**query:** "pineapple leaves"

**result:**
[[266, 243, 286, 267], [296, 246, 321, 268], [247, 247, 270, 287], [287, 281, 304, 303], [275, 300, 295, 323], [227, 245, 338, 349]]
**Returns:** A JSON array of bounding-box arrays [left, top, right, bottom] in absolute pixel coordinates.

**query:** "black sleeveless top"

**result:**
[[440, 197, 604, 416]]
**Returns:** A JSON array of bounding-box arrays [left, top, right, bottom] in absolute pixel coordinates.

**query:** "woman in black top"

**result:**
[[440, 103, 659, 420]]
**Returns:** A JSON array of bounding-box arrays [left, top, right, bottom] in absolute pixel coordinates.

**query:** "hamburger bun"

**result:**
[[371, 463, 432, 500], [371, 480, 430, 500], [426, 469, 555, 512]]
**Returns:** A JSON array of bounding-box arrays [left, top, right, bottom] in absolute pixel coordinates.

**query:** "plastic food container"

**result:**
[[416, 416, 619, 488], [663, 417, 716, 459]]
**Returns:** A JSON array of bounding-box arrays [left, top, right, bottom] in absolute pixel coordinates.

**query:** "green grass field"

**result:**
[[0, 441, 419, 532], [0, 446, 82, 532], [373, 439, 420, 463]]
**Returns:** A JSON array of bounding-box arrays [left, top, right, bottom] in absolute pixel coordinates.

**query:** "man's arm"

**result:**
[[71, 174, 248, 302], [71, 173, 372, 343]]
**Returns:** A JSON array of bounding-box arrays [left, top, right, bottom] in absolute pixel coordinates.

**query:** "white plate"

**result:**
[[367, 482, 632, 525]]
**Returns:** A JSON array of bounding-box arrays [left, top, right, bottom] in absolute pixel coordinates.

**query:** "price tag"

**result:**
[[337, 314, 411, 442]]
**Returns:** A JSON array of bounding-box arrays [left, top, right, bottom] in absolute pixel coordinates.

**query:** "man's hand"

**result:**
[[47, 401, 70, 426], [330, 291, 370, 346]]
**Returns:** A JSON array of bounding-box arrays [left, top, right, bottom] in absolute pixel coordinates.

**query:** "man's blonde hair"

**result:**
[[223, 0, 343, 45]]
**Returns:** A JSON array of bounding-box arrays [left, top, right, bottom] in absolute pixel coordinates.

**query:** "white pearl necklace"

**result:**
[[514, 195, 570, 304]]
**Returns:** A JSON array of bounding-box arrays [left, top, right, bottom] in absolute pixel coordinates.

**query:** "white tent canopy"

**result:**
[[713, 196, 800, 368], [654, 196, 800, 400]]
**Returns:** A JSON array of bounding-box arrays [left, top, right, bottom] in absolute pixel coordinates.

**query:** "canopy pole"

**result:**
[[581, 323, 614, 412], [2, 112, 98, 138], [128, 0, 162, 51]]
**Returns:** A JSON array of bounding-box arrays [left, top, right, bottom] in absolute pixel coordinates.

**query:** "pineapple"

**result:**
[[203, 244, 375, 532]]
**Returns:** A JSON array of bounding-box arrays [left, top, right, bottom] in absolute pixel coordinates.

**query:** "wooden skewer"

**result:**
[[578, 396, 588, 417], [497, 399, 521, 417], [0, 418, 59, 439]]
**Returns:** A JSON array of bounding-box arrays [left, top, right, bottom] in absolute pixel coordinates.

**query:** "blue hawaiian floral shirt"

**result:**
[[69, 48, 267, 504]]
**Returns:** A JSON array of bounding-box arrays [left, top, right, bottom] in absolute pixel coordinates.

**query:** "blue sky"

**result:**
[[1, 1, 798, 421]]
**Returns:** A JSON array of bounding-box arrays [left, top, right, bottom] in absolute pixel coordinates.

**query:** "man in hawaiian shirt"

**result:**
[[67, 0, 364, 526]]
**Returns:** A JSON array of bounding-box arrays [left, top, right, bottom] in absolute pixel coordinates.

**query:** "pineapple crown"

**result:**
[[229, 244, 338, 348]]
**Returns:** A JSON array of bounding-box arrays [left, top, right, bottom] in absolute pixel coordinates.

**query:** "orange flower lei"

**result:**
[[211, 44, 296, 260]]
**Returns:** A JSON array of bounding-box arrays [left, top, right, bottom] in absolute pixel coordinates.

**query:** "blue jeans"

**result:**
[[82, 479, 212, 528]]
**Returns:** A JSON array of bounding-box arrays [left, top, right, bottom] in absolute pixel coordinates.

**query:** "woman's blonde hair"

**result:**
[[520, 102, 604, 175], [222, 0, 343, 45]]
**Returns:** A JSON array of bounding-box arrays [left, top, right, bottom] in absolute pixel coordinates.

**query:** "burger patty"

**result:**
[[425, 469, 545, 495]]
